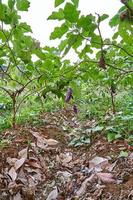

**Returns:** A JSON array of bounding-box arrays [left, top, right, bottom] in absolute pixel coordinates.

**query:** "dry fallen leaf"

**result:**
[[57, 171, 72, 184], [89, 156, 109, 171], [30, 130, 59, 149], [28, 176, 36, 189], [46, 186, 58, 200], [97, 172, 116, 183], [7, 157, 18, 166], [8, 181, 23, 194], [76, 174, 95, 197], [37, 139, 47, 149], [12, 192, 22, 200], [27, 159, 42, 169], [128, 190, 133, 198], [8, 167, 17, 181], [22, 187, 35, 200], [57, 152, 72, 165], [129, 153, 133, 160], [107, 161, 117, 172], [14, 158, 26, 171], [18, 147, 28, 160], [46, 139, 59, 146], [17, 168, 27, 185]]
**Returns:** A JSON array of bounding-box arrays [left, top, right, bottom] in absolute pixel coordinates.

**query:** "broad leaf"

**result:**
[[8, 0, 15, 9], [50, 23, 68, 39], [48, 8, 64, 20], [77, 15, 95, 31], [55, 0, 65, 7], [64, 3, 80, 23], [71, 0, 79, 7], [19, 22, 32, 33], [99, 14, 109, 22], [0, 4, 6, 20], [16, 0, 30, 11]]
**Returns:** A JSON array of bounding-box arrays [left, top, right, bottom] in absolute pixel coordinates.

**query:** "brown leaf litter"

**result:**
[[0, 109, 133, 200]]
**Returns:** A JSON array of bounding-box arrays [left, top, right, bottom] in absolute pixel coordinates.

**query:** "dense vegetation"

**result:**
[[0, 0, 133, 144]]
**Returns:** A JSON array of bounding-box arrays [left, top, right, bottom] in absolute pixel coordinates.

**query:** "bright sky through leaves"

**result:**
[[18, 0, 122, 46]]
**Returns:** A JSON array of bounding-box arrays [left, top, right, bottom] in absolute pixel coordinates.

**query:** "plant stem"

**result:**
[[111, 91, 116, 114]]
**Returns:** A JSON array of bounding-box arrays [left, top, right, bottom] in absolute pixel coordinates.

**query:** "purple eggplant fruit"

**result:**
[[65, 88, 73, 102], [73, 105, 78, 114]]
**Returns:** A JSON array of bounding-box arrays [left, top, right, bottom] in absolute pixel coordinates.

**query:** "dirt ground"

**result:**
[[0, 110, 133, 200]]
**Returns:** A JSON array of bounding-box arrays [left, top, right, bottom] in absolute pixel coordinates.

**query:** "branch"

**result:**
[[96, 13, 104, 54], [0, 23, 14, 49], [116, 70, 133, 83], [15, 86, 46, 113], [0, 86, 12, 97], [104, 43, 133, 57], [105, 62, 133, 73], [16, 75, 43, 96], [76, 29, 133, 57], [1, 24, 32, 81], [0, 64, 24, 86], [124, 1, 133, 15]]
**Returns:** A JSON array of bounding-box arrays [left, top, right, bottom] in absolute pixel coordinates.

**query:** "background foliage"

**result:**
[[0, 0, 132, 144]]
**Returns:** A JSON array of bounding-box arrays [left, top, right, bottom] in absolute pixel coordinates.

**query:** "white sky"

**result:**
[[2, 0, 122, 61], [19, 0, 122, 46]]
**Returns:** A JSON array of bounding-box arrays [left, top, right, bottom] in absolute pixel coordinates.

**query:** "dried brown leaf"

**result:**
[[57, 171, 72, 184], [46, 139, 59, 146], [97, 172, 116, 183], [27, 159, 42, 169], [89, 156, 109, 171], [57, 152, 72, 165], [7, 157, 18, 166], [22, 187, 35, 200], [128, 190, 133, 198], [14, 158, 26, 171], [30, 130, 59, 148], [37, 139, 47, 149], [46, 186, 58, 200], [76, 174, 95, 197], [129, 153, 133, 160], [12, 192, 22, 200], [18, 147, 28, 159], [8, 167, 17, 181]]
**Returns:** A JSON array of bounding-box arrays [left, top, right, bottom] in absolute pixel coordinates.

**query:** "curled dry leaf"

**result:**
[[21, 176, 36, 200], [30, 130, 59, 149], [17, 168, 27, 185], [22, 187, 35, 200], [14, 158, 26, 171], [18, 147, 28, 160], [58, 152, 72, 164], [25, 167, 41, 173], [27, 159, 42, 169], [7, 148, 28, 178], [8, 167, 17, 181], [57, 171, 72, 184], [46, 186, 58, 200], [129, 153, 133, 160], [28, 176, 36, 189], [89, 156, 109, 171], [128, 190, 133, 198], [8, 181, 23, 194], [97, 172, 116, 183], [12, 192, 22, 200], [76, 174, 95, 197], [37, 139, 47, 150], [7, 157, 18, 166], [107, 161, 117, 172], [46, 139, 59, 146]]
